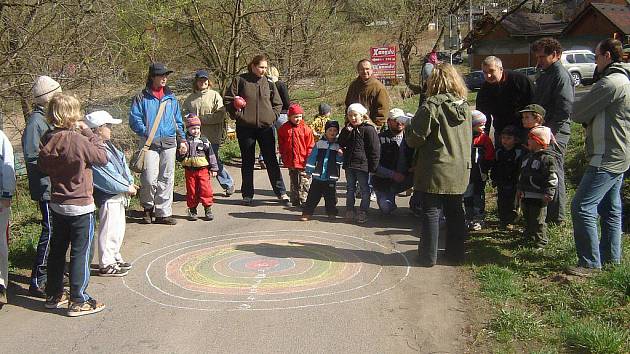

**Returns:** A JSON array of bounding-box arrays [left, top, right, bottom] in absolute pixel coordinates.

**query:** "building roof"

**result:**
[[501, 10, 568, 36], [591, 3, 630, 34]]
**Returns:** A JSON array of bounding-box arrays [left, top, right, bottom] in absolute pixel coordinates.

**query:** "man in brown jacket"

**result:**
[[345, 59, 391, 128]]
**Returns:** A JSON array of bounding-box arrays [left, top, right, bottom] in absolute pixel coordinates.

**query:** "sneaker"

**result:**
[[356, 210, 368, 224], [154, 216, 177, 225], [278, 193, 290, 203], [140, 208, 153, 224], [225, 185, 235, 197], [117, 261, 132, 271], [345, 210, 355, 220], [98, 264, 129, 277], [28, 286, 46, 298], [300, 214, 310, 221], [565, 266, 601, 278], [45, 291, 70, 309], [370, 191, 377, 202], [204, 206, 214, 221], [187, 207, 198, 221], [242, 197, 253, 206], [67, 298, 105, 317]]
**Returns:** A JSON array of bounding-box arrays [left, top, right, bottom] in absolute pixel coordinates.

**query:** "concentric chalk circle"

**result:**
[[122, 230, 410, 311]]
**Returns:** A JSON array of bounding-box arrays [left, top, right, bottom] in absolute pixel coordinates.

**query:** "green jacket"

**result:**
[[406, 93, 472, 194], [182, 88, 227, 145]]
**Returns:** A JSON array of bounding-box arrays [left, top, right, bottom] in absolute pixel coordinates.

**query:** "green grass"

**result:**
[[562, 321, 629, 354], [489, 307, 544, 343]]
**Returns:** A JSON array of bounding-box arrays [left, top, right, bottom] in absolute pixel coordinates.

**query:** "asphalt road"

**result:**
[[0, 165, 466, 353]]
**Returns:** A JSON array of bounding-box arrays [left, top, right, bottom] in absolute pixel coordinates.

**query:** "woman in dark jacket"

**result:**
[[406, 63, 472, 267], [224, 54, 289, 206]]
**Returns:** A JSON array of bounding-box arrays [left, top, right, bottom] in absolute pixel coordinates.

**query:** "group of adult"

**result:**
[[17, 37, 628, 300], [472, 37, 628, 273]]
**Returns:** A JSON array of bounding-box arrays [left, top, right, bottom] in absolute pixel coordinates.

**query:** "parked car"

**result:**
[[560, 50, 596, 86], [437, 51, 463, 64], [514, 66, 539, 82], [465, 70, 485, 90]]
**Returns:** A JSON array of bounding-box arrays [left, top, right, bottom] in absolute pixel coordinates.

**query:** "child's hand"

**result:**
[[337, 149, 343, 156], [178, 142, 188, 155], [211, 171, 218, 177], [392, 172, 405, 183], [516, 191, 523, 200], [543, 194, 553, 204]]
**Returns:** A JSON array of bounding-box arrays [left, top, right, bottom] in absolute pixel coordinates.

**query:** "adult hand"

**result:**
[[127, 184, 137, 196], [337, 149, 343, 156], [543, 194, 553, 204], [179, 142, 188, 155], [516, 191, 523, 200], [392, 172, 405, 183], [76, 120, 89, 130], [211, 171, 218, 177]]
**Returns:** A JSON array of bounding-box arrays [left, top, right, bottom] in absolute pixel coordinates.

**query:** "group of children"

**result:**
[[466, 104, 558, 249]]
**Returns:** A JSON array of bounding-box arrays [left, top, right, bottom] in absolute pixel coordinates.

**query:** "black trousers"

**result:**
[[302, 179, 337, 216], [497, 184, 518, 225], [46, 211, 95, 303], [522, 198, 548, 247], [236, 125, 286, 199]]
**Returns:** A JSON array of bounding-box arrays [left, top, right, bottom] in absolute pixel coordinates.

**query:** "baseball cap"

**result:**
[[149, 62, 173, 76], [519, 104, 546, 117], [84, 111, 122, 129]]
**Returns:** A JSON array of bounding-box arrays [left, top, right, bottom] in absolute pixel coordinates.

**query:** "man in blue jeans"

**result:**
[[568, 38, 630, 277]]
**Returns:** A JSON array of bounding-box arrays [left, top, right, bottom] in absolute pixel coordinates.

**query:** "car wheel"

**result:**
[[571, 72, 582, 86]]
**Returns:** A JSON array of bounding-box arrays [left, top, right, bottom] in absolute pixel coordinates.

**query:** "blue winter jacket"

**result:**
[[128, 87, 185, 144], [93, 141, 134, 204], [305, 139, 343, 182]]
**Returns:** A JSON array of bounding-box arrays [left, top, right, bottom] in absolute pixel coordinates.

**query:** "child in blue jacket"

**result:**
[[301, 121, 343, 221]]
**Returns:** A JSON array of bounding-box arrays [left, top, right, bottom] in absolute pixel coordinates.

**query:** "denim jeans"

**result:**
[[375, 190, 397, 214], [345, 169, 370, 211], [211, 144, 234, 191], [571, 167, 623, 268], [419, 193, 467, 265], [30, 200, 52, 289], [237, 125, 286, 198]]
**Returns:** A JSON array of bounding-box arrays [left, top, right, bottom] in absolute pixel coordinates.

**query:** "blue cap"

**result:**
[[149, 62, 173, 76], [195, 70, 210, 79]]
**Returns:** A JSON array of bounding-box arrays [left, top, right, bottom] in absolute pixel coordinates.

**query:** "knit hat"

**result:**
[[471, 110, 487, 127], [32, 76, 62, 106], [347, 103, 368, 116], [288, 103, 304, 116], [318, 103, 332, 116], [324, 120, 340, 132], [84, 110, 122, 129], [528, 126, 553, 147], [519, 104, 546, 118], [185, 113, 201, 128]]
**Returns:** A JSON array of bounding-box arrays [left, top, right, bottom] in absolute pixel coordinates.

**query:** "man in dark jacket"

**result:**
[[345, 59, 391, 128], [21, 75, 61, 297], [476, 56, 534, 146], [372, 109, 414, 214], [532, 37, 575, 224]]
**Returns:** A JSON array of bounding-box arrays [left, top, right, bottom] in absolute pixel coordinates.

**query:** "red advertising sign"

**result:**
[[370, 46, 397, 79]]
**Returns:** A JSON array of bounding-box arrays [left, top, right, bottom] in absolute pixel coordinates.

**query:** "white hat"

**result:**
[[388, 108, 405, 120], [347, 103, 368, 115], [84, 110, 122, 128], [32, 76, 62, 106]]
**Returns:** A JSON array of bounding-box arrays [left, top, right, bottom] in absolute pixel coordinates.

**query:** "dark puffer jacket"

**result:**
[[338, 121, 380, 173]]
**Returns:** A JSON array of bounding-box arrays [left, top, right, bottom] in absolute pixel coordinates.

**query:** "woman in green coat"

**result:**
[[406, 63, 472, 267]]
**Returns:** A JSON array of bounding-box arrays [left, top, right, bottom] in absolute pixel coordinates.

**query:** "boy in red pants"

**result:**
[[179, 114, 219, 221]]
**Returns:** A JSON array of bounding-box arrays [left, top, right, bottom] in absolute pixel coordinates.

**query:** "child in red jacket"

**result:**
[[464, 110, 495, 231], [278, 104, 315, 207]]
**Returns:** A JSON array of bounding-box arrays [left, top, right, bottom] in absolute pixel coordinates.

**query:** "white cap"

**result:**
[[84, 110, 122, 128], [388, 108, 405, 120], [347, 103, 368, 115]]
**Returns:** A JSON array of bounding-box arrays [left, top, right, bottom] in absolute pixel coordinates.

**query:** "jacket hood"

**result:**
[[426, 93, 470, 126], [604, 62, 630, 79]]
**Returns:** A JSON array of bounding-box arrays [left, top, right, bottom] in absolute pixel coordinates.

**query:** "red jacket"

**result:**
[[278, 120, 314, 169]]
